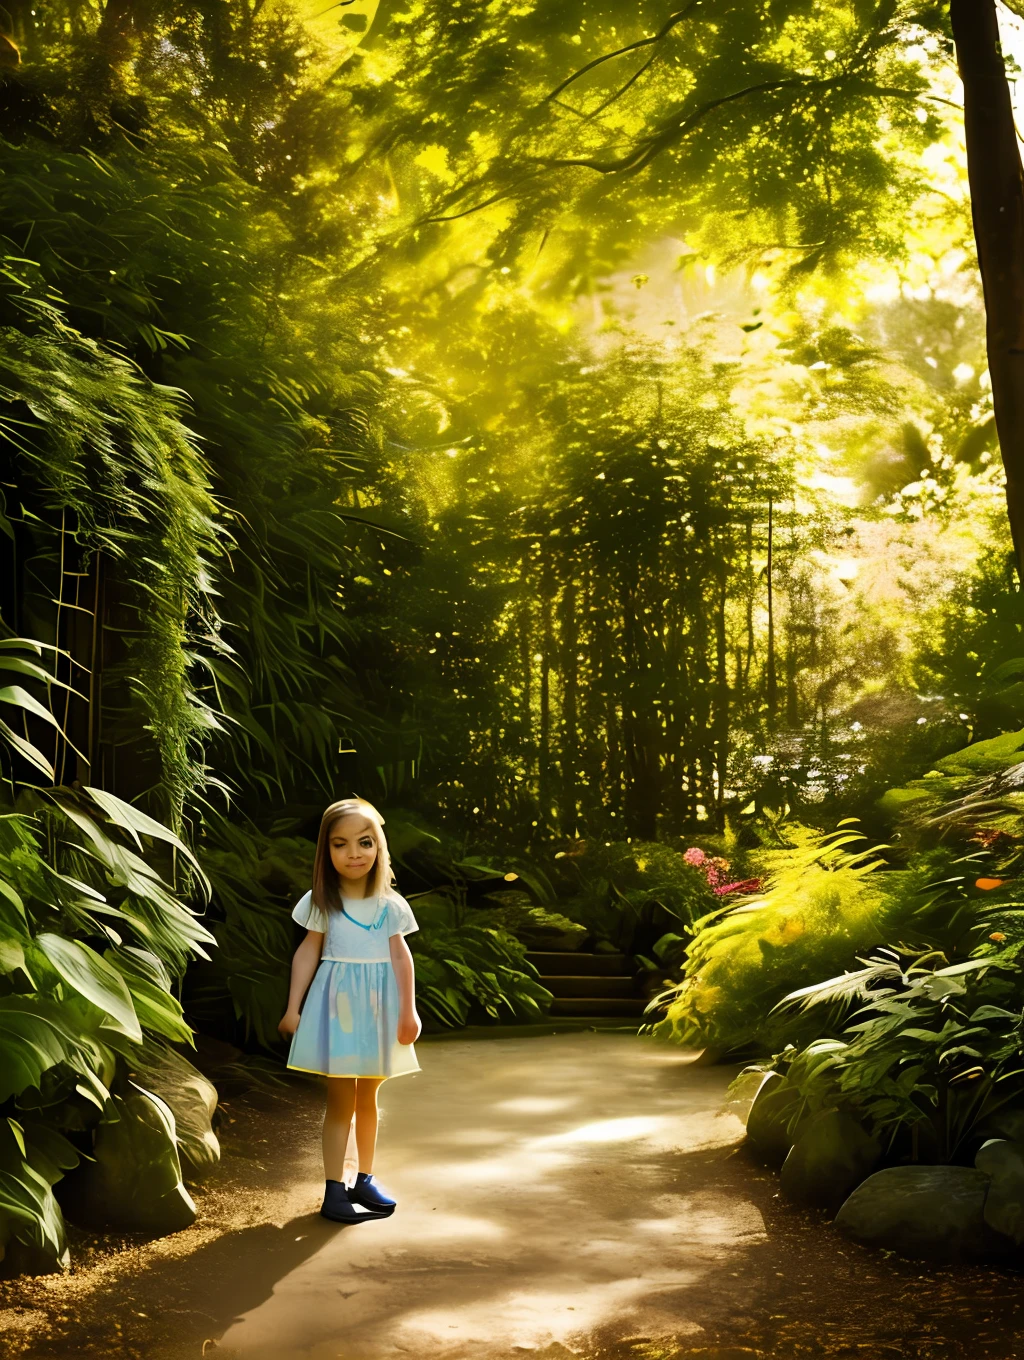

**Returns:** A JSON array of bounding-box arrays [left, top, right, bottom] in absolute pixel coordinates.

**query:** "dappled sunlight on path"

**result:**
[[204, 1031, 757, 1360]]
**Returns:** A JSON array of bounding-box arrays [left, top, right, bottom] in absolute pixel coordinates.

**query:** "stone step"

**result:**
[[543, 975, 637, 999], [525, 951, 629, 976], [549, 996, 650, 1018]]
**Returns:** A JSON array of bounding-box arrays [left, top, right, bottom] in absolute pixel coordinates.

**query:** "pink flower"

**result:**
[[713, 878, 763, 897], [682, 847, 707, 866]]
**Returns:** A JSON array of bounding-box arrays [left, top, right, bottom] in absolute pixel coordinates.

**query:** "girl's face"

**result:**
[[328, 814, 378, 890]]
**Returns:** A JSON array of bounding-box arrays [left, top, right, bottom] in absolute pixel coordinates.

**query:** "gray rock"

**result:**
[[745, 1073, 808, 1166], [834, 1165, 1011, 1262], [977, 1138, 1024, 1244], [780, 1109, 880, 1213]]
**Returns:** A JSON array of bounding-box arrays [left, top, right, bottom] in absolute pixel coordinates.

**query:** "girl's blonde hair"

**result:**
[[312, 798, 394, 912]]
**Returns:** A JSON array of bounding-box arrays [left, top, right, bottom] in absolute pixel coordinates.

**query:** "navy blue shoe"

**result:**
[[321, 1179, 387, 1224], [348, 1171, 397, 1216]]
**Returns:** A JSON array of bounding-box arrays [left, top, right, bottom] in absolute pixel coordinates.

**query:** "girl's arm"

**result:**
[[278, 930, 324, 1037], [389, 932, 422, 1045]]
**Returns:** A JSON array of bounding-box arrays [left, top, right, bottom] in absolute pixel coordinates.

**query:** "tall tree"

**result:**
[[950, 0, 1024, 571], [353, 1, 1024, 573]]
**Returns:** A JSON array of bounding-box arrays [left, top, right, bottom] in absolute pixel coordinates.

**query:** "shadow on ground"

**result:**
[[1, 1031, 1022, 1360]]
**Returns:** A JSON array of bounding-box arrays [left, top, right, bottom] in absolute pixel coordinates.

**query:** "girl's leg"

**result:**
[[353, 1077, 385, 1173], [323, 1077, 357, 1181]]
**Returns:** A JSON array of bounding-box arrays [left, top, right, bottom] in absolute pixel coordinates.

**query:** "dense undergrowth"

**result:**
[[652, 725, 1024, 1171], [2, 0, 1023, 1282]]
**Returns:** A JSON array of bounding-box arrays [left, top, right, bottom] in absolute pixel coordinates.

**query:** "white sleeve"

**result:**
[[386, 893, 419, 938], [291, 890, 328, 934]]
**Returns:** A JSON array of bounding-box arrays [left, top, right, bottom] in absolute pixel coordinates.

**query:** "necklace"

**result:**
[[340, 902, 387, 931]]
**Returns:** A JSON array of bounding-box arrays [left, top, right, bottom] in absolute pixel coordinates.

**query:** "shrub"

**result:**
[[761, 935, 1024, 1165], [407, 888, 553, 1028], [649, 824, 904, 1055]]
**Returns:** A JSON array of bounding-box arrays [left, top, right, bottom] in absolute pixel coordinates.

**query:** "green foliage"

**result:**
[[354, 0, 940, 283], [714, 742, 1024, 1166], [0, 637, 215, 1272], [407, 889, 553, 1028], [767, 944, 1024, 1164], [0, 226, 221, 824], [934, 730, 1024, 778], [0, 117, 384, 817], [189, 816, 313, 1049], [59, 1084, 196, 1235], [375, 334, 802, 844], [650, 824, 902, 1054], [575, 839, 723, 923], [545, 838, 724, 957], [128, 1040, 220, 1176], [0, 0, 1020, 1277], [878, 730, 1024, 873], [914, 538, 1024, 740], [473, 893, 588, 951], [0, 1116, 72, 1275]]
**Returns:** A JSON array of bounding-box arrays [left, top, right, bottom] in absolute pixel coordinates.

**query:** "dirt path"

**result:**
[[3, 1029, 1024, 1359], [207, 1030, 757, 1359]]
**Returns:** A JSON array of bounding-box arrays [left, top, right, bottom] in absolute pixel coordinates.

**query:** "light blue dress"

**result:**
[[287, 889, 421, 1080]]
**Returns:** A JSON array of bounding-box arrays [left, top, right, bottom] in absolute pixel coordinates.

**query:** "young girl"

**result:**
[[277, 797, 422, 1224]]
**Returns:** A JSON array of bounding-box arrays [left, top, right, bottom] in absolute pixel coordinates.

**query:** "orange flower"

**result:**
[[975, 878, 1006, 891]]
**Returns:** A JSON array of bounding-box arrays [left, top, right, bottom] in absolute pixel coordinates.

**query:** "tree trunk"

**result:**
[[765, 496, 779, 720], [713, 559, 729, 823], [784, 621, 799, 728], [538, 558, 554, 831], [951, 0, 1024, 577], [518, 596, 535, 807], [95, 0, 139, 65], [620, 564, 660, 840], [558, 579, 579, 835], [743, 517, 755, 689]]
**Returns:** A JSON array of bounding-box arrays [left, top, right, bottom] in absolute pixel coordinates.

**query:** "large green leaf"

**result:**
[[82, 787, 211, 897], [50, 799, 215, 963], [0, 875, 27, 923], [0, 656, 68, 687], [129, 1044, 220, 1173], [113, 945, 172, 992], [18, 1121, 80, 1186], [0, 718, 54, 778], [60, 1087, 196, 1234], [0, 997, 78, 1102], [0, 684, 60, 729], [0, 1152, 69, 1272], [106, 950, 193, 1045], [36, 934, 142, 1044], [0, 936, 29, 980]]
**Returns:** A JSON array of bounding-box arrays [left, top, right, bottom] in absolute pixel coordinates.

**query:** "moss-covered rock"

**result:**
[[977, 1138, 1024, 1245], [745, 1073, 809, 1166], [59, 1087, 196, 1235], [834, 1166, 1011, 1263], [780, 1109, 880, 1213]]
